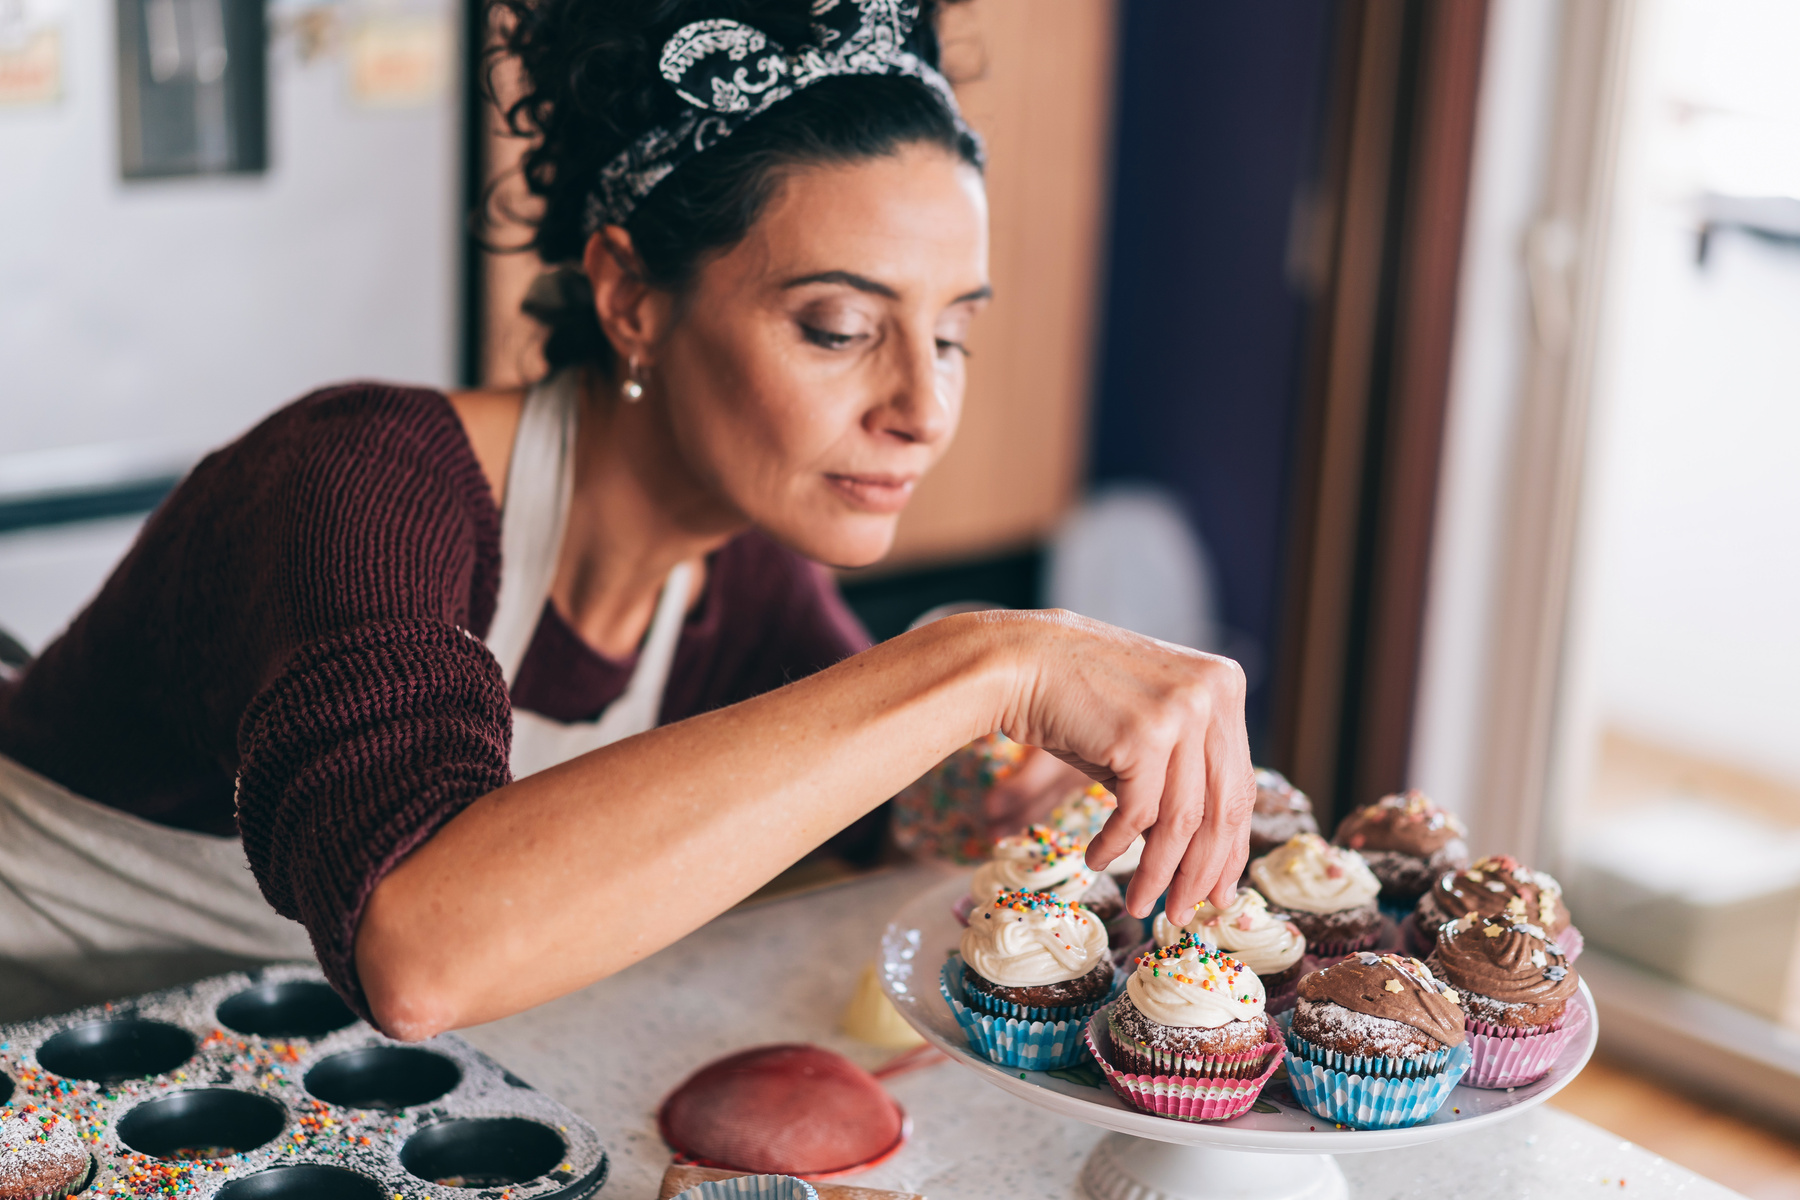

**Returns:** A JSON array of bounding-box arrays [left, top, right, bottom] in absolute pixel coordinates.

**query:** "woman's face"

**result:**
[[647, 143, 990, 568]]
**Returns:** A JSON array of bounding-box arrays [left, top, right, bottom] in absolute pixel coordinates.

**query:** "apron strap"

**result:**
[[487, 372, 579, 687]]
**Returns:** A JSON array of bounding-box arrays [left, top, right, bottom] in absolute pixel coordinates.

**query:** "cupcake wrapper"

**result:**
[[941, 959, 1119, 1071], [1106, 1008, 1285, 1080], [1264, 976, 1300, 1016], [675, 1176, 820, 1200], [1378, 897, 1417, 923], [1399, 911, 1435, 958], [1086, 1014, 1285, 1122], [1556, 924, 1584, 962], [1303, 928, 1385, 959], [1283, 1040, 1471, 1130], [1462, 993, 1589, 1089], [1286, 1029, 1454, 1079]]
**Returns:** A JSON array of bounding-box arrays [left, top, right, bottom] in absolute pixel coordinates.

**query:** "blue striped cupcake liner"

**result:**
[[940, 958, 1120, 1071], [1285, 1028, 1454, 1078], [673, 1175, 819, 1200]]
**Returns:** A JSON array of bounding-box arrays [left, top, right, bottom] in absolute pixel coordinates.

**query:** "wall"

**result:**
[[0, 0, 461, 464]]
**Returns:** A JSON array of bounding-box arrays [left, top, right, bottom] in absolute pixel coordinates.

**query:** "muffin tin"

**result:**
[[0, 964, 607, 1200]]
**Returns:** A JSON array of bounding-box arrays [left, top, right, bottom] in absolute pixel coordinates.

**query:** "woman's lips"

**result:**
[[825, 473, 917, 514]]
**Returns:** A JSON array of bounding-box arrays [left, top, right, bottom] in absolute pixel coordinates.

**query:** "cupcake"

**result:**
[[1410, 854, 1580, 960], [943, 890, 1116, 1070], [968, 824, 1125, 922], [0, 1106, 91, 1200], [1425, 914, 1585, 1088], [1249, 768, 1319, 858], [1154, 889, 1306, 1012], [1247, 834, 1383, 956], [1049, 783, 1144, 878], [958, 889, 1114, 1020], [1106, 936, 1275, 1079], [1332, 790, 1469, 906], [1283, 952, 1471, 1130]]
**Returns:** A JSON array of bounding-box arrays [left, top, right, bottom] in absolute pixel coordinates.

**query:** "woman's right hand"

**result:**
[[974, 609, 1257, 923]]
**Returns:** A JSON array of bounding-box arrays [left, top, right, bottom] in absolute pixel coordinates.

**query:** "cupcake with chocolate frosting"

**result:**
[[1425, 914, 1586, 1088], [1409, 854, 1581, 960], [1249, 768, 1319, 859], [1106, 935, 1275, 1078], [1154, 888, 1307, 1011], [1248, 834, 1384, 956], [1332, 789, 1469, 906], [1282, 952, 1472, 1129], [0, 1106, 91, 1200], [967, 824, 1125, 923]]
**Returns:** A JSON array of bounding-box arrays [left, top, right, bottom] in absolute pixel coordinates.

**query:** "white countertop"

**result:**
[[459, 864, 1743, 1200]]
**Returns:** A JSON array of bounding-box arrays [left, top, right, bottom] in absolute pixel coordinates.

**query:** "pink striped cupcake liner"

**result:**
[[1086, 1013, 1285, 1122], [1104, 1006, 1286, 1080], [1302, 928, 1384, 959], [952, 893, 977, 926], [1462, 992, 1589, 1089]]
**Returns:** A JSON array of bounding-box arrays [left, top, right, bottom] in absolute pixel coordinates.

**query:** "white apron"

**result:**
[[0, 370, 683, 1016]]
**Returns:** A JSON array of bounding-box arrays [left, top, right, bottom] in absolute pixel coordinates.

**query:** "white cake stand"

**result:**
[[878, 876, 1598, 1200]]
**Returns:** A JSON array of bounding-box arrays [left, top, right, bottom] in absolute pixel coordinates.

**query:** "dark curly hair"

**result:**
[[486, 0, 983, 374]]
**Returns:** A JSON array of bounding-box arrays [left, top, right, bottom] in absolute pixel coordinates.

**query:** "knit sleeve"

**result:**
[[222, 385, 507, 1023], [237, 620, 511, 1019]]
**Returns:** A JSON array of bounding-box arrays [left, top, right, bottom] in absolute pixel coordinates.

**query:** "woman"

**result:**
[[0, 0, 1253, 1038]]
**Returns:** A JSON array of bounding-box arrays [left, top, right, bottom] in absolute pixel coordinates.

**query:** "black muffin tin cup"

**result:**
[[0, 964, 607, 1200]]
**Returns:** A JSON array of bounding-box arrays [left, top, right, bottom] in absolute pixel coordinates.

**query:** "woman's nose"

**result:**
[[871, 331, 955, 446]]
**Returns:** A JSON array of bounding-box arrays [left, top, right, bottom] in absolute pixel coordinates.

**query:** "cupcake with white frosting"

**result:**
[[958, 889, 1114, 1020], [1049, 783, 1144, 877], [968, 824, 1124, 921], [1248, 833, 1384, 957], [1105, 935, 1276, 1079], [1155, 888, 1307, 1010]]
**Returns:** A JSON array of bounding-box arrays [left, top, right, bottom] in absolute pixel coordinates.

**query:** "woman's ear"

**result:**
[[584, 227, 669, 371]]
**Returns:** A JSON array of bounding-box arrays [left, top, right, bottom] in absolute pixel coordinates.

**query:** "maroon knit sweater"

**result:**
[[0, 383, 871, 1017]]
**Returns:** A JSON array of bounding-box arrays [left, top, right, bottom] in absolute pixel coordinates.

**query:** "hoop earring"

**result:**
[[621, 356, 645, 403]]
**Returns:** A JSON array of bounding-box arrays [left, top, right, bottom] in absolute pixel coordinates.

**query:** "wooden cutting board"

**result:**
[[658, 1164, 925, 1199]]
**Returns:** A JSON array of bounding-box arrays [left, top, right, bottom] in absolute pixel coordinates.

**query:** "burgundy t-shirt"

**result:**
[[0, 383, 871, 1015]]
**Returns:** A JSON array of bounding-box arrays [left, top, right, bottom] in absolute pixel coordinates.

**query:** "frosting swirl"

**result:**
[[1155, 888, 1305, 976], [1333, 789, 1467, 857], [1126, 934, 1266, 1028], [1426, 854, 1571, 933], [1428, 915, 1578, 1007], [1049, 784, 1143, 875], [960, 889, 1110, 987], [1248, 833, 1380, 915], [971, 824, 1097, 905], [1296, 951, 1466, 1047]]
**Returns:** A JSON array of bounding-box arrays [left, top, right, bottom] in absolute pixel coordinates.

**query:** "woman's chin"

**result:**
[[770, 512, 899, 569]]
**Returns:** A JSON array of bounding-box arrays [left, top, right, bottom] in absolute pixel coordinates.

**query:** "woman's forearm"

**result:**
[[356, 613, 1016, 1039]]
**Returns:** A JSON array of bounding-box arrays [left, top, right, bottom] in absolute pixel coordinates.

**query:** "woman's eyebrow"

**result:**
[[780, 270, 993, 305]]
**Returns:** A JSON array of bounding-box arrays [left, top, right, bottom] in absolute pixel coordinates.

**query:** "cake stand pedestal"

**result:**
[[879, 877, 1597, 1200]]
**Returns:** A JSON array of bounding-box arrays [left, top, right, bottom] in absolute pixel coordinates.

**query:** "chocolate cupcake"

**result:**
[[1425, 914, 1585, 1088], [1333, 790, 1469, 906], [969, 824, 1124, 922], [1411, 854, 1575, 956], [1249, 768, 1319, 859], [1107, 935, 1274, 1078], [1248, 834, 1384, 956], [1154, 888, 1307, 1010], [0, 1106, 91, 1200], [958, 889, 1114, 1020], [1289, 952, 1465, 1074]]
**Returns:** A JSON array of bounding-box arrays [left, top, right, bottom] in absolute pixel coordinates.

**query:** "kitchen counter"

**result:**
[[460, 864, 1743, 1199]]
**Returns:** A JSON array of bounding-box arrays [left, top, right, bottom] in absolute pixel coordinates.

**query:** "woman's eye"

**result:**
[[801, 325, 861, 349], [936, 338, 972, 359]]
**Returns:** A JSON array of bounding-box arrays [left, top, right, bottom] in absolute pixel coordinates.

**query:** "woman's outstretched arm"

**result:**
[[355, 608, 1254, 1040]]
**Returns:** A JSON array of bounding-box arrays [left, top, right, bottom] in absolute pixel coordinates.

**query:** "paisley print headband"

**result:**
[[582, 0, 980, 233]]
